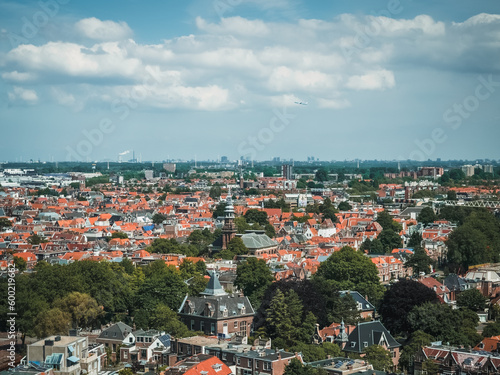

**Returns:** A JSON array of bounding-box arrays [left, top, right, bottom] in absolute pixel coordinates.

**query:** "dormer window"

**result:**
[[212, 364, 222, 372]]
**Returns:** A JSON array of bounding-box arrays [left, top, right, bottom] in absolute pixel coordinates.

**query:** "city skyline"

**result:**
[[1, 0, 499, 161]]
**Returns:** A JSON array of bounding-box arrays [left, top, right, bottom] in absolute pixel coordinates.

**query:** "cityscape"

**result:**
[[1, 1, 500, 375]]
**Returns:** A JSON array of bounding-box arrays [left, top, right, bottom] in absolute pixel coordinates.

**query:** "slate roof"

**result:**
[[343, 321, 401, 354], [179, 294, 254, 319], [444, 273, 469, 292], [339, 291, 375, 312], [98, 322, 133, 340], [238, 349, 295, 361], [201, 272, 227, 296]]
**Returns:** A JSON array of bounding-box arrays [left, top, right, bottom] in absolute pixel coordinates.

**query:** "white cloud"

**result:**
[[346, 70, 395, 90], [8, 86, 38, 103], [196, 16, 269, 37], [75, 17, 132, 41], [268, 66, 339, 93], [2, 71, 36, 82], [2, 13, 498, 111]]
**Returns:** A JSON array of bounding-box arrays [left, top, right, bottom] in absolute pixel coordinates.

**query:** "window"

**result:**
[[123, 351, 128, 359], [141, 349, 147, 358], [222, 353, 227, 360], [211, 323, 215, 334], [263, 362, 271, 371], [200, 321, 205, 332], [113, 332, 117, 337], [363, 342, 368, 348], [234, 321, 238, 328], [191, 320, 195, 330], [236, 357, 241, 365], [351, 342, 356, 348]]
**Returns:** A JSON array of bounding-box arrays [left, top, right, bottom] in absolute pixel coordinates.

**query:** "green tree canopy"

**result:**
[[235, 258, 274, 308], [54, 292, 103, 329], [377, 229, 403, 253], [379, 279, 439, 335], [0, 218, 12, 230], [111, 231, 128, 239], [149, 303, 192, 337], [399, 330, 434, 371], [418, 207, 437, 226], [34, 308, 71, 338], [363, 345, 394, 371], [405, 247, 433, 275], [337, 201, 352, 211], [13, 256, 27, 272], [408, 302, 481, 347], [456, 289, 487, 312], [313, 246, 385, 303], [152, 213, 167, 225]]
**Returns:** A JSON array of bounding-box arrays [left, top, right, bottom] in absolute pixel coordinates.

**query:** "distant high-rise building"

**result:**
[[163, 163, 176, 173], [221, 156, 229, 163], [282, 164, 293, 180], [461, 165, 475, 177], [484, 165, 494, 174], [145, 170, 154, 180]]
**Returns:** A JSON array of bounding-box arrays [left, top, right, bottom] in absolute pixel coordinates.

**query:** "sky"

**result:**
[[0, 0, 499, 162]]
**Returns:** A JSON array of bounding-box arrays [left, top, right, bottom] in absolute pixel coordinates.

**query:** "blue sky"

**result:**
[[1, 0, 499, 162]]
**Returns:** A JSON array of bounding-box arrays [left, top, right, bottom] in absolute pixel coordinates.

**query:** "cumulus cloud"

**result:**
[[2, 71, 36, 82], [1, 13, 498, 111], [8, 86, 38, 103], [75, 17, 132, 41], [346, 70, 395, 91]]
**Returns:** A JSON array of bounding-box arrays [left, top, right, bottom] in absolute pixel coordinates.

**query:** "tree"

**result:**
[[449, 169, 465, 180], [447, 190, 457, 201], [456, 289, 487, 312], [152, 213, 167, 225], [418, 207, 437, 226], [315, 168, 328, 182], [212, 202, 227, 218], [13, 256, 27, 272], [399, 330, 434, 371], [149, 304, 192, 337], [111, 231, 128, 239], [376, 210, 395, 231], [0, 218, 12, 231], [313, 246, 385, 303], [235, 258, 274, 308], [379, 279, 439, 335], [408, 302, 480, 347], [209, 184, 222, 199], [28, 233, 47, 244], [482, 321, 500, 337], [265, 290, 317, 348], [34, 308, 71, 338], [118, 368, 134, 375], [408, 231, 423, 248], [422, 358, 439, 375], [405, 247, 433, 275], [54, 292, 103, 329], [227, 237, 248, 256], [135, 266, 188, 313], [363, 345, 393, 371], [446, 209, 500, 272], [337, 201, 352, 211], [378, 229, 403, 253], [244, 209, 269, 226]]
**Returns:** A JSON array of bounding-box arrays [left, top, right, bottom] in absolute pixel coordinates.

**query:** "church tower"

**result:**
[[221, 188, 236, 250]]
